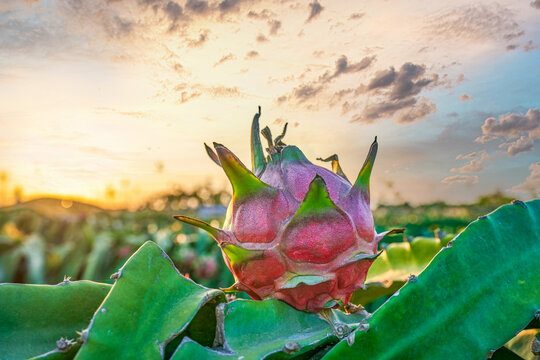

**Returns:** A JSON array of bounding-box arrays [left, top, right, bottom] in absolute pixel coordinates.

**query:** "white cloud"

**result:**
[[441, 175, 479, 184], [509, 162, 540, 195]]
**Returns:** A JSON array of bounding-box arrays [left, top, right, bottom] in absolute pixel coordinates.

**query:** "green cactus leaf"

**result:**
[[353, 137, 377, 190], [350, 236, 448, 305], [281, 274, 334, 289], [173, 216, 225, 242], [75, 241, 224, 360], [220, 242, 263, 264], [0, 280, 111, 360], [295, 175, 339, 215], [214, 143, 271, 198], [323, 200, 540, 360], [251, 106, 266, 174], [171, 298, 367, 360], [163, 294, 225, 359], [171, 338, 234, 360]]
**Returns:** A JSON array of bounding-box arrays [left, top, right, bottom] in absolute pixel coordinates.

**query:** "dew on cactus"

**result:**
[[175, 107, 400, 312]]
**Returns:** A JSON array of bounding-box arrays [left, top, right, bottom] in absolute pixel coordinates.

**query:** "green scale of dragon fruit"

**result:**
[[175, 107, 397, 312]]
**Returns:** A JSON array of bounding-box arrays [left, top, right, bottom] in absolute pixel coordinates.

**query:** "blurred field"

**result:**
[[0, 187, 515, 289]]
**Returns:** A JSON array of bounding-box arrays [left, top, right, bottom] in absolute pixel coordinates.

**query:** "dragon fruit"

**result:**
[[175, 107, 397, 312]]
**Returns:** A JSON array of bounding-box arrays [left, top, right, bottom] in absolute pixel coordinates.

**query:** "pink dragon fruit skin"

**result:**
[[175, 107, 397, 312]]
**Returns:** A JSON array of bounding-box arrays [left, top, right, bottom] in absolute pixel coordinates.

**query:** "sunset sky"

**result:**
[[1, 0, 539, 207]]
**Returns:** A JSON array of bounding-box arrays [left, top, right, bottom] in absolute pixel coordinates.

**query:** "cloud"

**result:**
[[509, 162, 540, 195], [459, 94, 473, 102], [476, 108, 540, 140], [278, 55, 375, 106], [348, 13, 364, 20], [365, 63, 438, 100], [451, 159, 484, 173], [506, 44, 519, 51], [524, 40, 540, 51], [441, 175, 479, 184], [291, 84, 324, 103], [218, 0, 242, 13], [456, 151, 491, 160], [395, 97, 437, 124], [268, 19, 282, 35], [306, 0, 324, 23], [499, 135, 535, 156], [187, 29, 209, 47], [101, 16, 134, 39], [207, 85, 241, 97], [185, 0, 209, 14], [389, 63, 438, 100], [322, 55, 376, 82], [245, 50, 259, 59], [425, 4, 522, 44], [351, 62, 440, 124], [351, 98, 416, 124], [173, 82, 242, 104], [503, 31, 525, 41], [213, 53, 235, 67], [475, 108, 539, 156], [256, 33, 269, 42], [367, 68, 396, 90], [531, 0, 540, 9], [163, 1, 184, 32], [247, 9, 275, 20], [456, 74, 466, 84], [178, 91, 202, 104]]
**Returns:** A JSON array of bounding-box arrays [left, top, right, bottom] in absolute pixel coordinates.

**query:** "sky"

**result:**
[[0, 0, 539, 208]]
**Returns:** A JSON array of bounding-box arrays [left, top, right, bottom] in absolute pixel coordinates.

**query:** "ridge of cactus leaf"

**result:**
[[204, 143, 221, 167], [316, 154, 349, 182], [353, 136, 378, 190], [295, 175, 340, 215], [213, 142, 272, 197], [173, 215, 227, 243], [281, 275, 335, 289], [250, 106, 266, 175]]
